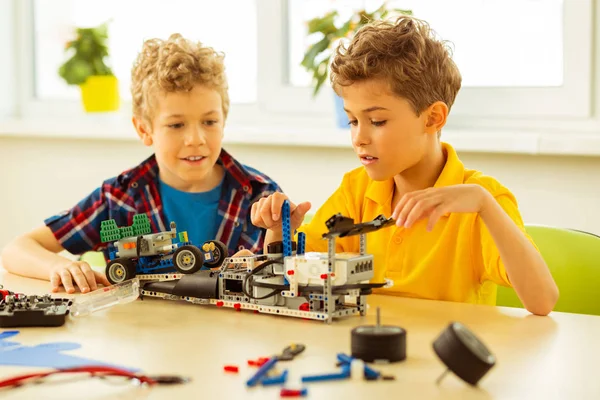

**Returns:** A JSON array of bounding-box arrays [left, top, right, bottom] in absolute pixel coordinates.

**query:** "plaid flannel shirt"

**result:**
[[45, 149, 281, 258]]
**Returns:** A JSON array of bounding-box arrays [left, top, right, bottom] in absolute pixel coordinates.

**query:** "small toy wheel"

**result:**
[[432, 322, 496, 385], [106, 258, 136, 285], [202, 240, 228, 268], [351, 324, 406, 363], [173, 245, 203, 274], [350, 306, 406, 363], [266, 240, 297, 254]]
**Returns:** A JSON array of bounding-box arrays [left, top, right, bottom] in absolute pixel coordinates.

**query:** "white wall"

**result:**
[[1, 136, 600, 251]]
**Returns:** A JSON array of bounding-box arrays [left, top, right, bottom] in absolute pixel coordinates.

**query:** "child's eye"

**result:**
[[347, 119, 358, 127], [371, 120, 387, 127], [204, 120, 219, 126], [167, 123, 184, 129]]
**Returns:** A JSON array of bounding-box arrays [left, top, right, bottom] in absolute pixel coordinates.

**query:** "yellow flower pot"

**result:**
[[79, 75, 120, 112]]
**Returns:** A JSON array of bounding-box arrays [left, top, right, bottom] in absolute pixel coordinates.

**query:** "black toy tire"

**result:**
[[106, 258, 136, 285], [432, 322, 496, 386], [266, 240, 297, 254], [351, 325, 407, 363], [202, 240, 228, 268], [173, 245, 203, 274]]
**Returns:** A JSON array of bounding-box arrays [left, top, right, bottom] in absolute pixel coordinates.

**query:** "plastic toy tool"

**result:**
[[246, 344, 306, 387], [70, 278, 140, 318], [433, 321, 496, 386], [350, 307, 407, 362], [301, 353, 384, 382]]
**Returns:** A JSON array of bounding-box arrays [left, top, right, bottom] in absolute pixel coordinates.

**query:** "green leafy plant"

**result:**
[[58, 22, 114, 86], [301, 2, 412, 97]]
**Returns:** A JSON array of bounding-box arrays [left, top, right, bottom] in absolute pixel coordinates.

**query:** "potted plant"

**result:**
[[59, 22, 120, 113], [301, 2, 411, 128]]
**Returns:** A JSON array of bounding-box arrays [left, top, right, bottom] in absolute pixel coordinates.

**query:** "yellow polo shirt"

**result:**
[[298, 142, 531, 305]]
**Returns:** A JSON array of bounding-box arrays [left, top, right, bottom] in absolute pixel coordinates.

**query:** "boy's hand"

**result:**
[[233, 249, 254, 257], [392, 184, 493, 231], [251, 193, 311, 233], [230, 249, 265, 269], [49, 260, 111, 294]]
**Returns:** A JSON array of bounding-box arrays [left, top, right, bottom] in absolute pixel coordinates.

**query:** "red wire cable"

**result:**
[[0, 365, 157, 389]]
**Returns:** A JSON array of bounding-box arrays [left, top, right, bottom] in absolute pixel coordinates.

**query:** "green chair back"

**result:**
[[496, 225, 600, 315]]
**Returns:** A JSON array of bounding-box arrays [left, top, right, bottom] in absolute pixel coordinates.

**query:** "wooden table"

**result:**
[[1, 270, 599, 400]]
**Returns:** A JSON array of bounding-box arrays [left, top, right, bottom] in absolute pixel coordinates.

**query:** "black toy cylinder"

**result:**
[[432, 322, 495, 385], [171, 272, 220, 299], [351, 325, 406, 362]]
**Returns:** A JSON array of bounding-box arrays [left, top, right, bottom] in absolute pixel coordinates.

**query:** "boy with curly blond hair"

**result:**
[[2, 34, 281, 294], [252, 16, 558, 315]]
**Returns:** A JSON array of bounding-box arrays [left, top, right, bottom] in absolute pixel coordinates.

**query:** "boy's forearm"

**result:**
[[479, 196, 559, 316], [1, 237, 69, 281]]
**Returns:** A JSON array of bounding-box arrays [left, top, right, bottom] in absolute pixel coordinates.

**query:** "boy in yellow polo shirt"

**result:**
[[251, 16, 558, 316]]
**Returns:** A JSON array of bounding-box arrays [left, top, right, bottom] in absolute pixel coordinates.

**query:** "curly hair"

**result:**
[[131, 33, 229, 124], [330, 15, 462, 115]]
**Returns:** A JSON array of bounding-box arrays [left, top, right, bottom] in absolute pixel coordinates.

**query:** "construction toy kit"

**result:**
[[137, 201, 395, 324], [0, 201, 497, 394], [100, 213, 228, 284]]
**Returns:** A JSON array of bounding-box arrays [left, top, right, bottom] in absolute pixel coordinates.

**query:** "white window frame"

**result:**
[[4, 0, 600, 140], [11, 0, 338, 129], [262, 0, 597, 125], [11, 0, 286, 128]]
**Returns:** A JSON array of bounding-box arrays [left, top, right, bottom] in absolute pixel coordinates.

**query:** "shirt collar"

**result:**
[[121, 148, 267, 197]]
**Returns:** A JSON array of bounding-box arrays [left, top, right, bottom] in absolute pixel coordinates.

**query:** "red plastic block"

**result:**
[[216, 301, 224, 307], [287, 270, 295, 275], [234, 303, 242, 311], [257, 357, 270, 366], [280, 388, 308, 397], [298, 302, 310, 311], [223, 365, 239, 373], [320, 274, 328, 279]]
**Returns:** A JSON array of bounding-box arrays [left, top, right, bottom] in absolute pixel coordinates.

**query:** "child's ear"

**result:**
[[132, 116, 153, 146], [424, 101, 448, 135]]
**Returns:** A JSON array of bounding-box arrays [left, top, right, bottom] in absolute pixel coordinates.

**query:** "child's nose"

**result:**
[[352, 126, 371, 147], [185, 126, 207, 146]]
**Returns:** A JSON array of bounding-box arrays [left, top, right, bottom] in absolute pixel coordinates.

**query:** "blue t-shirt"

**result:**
[[158, 176, 224, 247]]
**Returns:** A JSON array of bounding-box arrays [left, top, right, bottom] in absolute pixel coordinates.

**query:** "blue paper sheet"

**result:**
[[0, 330, 138, 371]]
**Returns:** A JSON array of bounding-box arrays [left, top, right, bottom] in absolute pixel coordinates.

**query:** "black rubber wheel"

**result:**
[[266, 240, 297, 254], [351, 324, 407, 363], [202, 240, 228, 268], [432, 322, 496, 386], [173, 245, 203, 274], [105, 258, 136, 284]]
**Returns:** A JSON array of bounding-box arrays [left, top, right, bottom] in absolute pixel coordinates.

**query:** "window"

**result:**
[[32, 0, 257, 104], [282, 0, 592, 119], [289, 0, 564, 88], [8, 0, 597, 135]]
